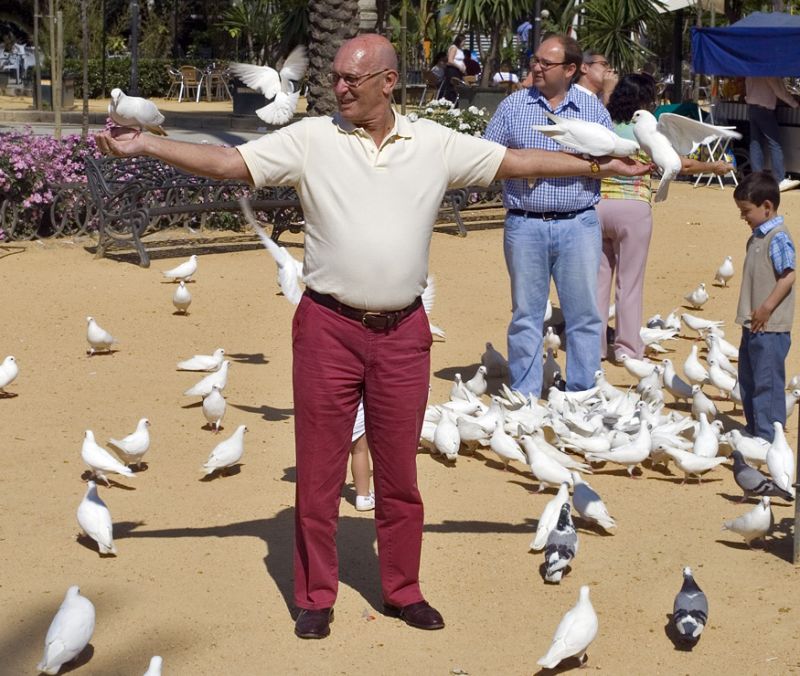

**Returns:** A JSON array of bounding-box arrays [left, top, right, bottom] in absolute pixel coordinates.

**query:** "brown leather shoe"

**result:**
[[384, 601, 444, 630], [294, 607, 334, 639]]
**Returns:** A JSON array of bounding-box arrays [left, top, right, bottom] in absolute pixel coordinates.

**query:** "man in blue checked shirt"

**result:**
[[484, 34, 612, 398]]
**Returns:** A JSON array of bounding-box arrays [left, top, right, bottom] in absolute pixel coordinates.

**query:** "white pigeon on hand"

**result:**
[[81, 430, 135, 484], [177, 347, 225, 372], [202, 424, 247, 476], [532, 111, 639, 156], [86, 316, 116, 355], [76, 480, 116, 555], [422, 275, 445, 339], [0, 354, 19, 394], [108, 418, 151, 468], [108, 87, 167, 135], [481, 341, 508, 377], [172, 280, 192, 313], [229, 45, 308, 125], [37, 586, 95, 676], [537, 585, 599, 670], [715, 255, 734, 287], [185, 360, 230, 398], [143, 656, 163, 676], [162, 254, 198, 282], [203, 385, 227, 433]]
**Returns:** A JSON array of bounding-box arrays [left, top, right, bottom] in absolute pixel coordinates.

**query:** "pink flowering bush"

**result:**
[[0, 128, 103, 239]]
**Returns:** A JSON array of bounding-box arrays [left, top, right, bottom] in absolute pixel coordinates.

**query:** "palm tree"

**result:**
[[306, 0, 360, 115]]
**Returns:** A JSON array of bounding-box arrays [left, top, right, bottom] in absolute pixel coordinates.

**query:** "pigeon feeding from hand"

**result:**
[[672, 566, 708, 647], [229, 45, 308, 126], [108, 87, 167, 135], [532, 111, 640, 156], [37, 586, 96, 675]]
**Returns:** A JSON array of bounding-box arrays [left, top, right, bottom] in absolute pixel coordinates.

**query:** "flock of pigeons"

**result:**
[[417, 255, 796, 668]]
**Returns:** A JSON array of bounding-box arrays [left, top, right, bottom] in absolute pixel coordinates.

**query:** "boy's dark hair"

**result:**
[[734, 171, 780, 209]]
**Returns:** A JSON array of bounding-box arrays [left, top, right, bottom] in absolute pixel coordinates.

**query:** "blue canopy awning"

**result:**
[[692, 12, 800, 77]]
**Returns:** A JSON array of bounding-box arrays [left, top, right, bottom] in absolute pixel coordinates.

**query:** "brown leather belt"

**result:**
[[305, 289, 422, 331]]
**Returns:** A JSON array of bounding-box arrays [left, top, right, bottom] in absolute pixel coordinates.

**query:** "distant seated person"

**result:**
[[463, 50, 481, 81], [430, 51, 447, 84], [492, 61, 520, 88]]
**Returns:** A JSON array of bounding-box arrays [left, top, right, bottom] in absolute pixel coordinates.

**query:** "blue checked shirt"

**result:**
[[484, 85, 612, 212], [754, 215, 795, 274]]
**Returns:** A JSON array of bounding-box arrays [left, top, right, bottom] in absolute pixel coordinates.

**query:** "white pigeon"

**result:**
[[766, 422, 796, 498], [86, 316, 116, 355], [693, 413, 719, 459], [465, 365, 488, 397], [726, 429, 769, 467], [683, 345, 709, 385], [108, 418, 151, 468], [172, 280, 192, 313], [202, 424, 248, 476], [162, 254, 198, 282], [530, 482, 570, 551], [433, 409, 460, 461], [660, 446, 726, 483], [0, 354, 19, 393], [449, 373, 470, 401], [37, 586, 96, 675], [203, 385, 227, 433], [785, 389, 800, 419], [240, 197, 304, 305], [706, 328, 738, 360], [788, 374, 800, 391], [81, 430, 135, 484], [571, 471, 616, 531], [715, 255, 734, 287], [707, 359, 736, 397], [683, 282, 709, 310], [722, 496, 773, 546], [632, 109, 741, 202], [585, 424, 651, 477], [108, 87, 167, 135], [618, 354, 656, 380], [681, 312, 724, 336], [706, 334, 738, 376], [543, 326, 561, 355], [229, 45, 309, 125], [422, 275, 446, 339], [489, 419, 527, 469], [533, 110, 639, 156], [481, 341, 508, 377], [185, 360, 230, 398], [523, 438, 573, 490], [143, 656, 163, 676], [662, 358, 693, 402], [76, 480, 116, 555], [691, 385, 717, 420], [537, 585, 599, 670], [177, 348, 225, 372]]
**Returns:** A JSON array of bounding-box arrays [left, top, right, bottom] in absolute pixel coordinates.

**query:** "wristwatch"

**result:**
[[582, 153, 600, 174]]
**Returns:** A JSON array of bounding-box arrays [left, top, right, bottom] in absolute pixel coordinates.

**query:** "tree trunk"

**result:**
[[307, 0, 360, 116]]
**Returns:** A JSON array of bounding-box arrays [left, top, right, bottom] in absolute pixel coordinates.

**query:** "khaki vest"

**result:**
[[735, 222, 795, 332]]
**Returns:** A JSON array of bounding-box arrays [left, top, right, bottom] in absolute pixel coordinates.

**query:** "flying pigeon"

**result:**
[[537, 585, 598, 669], [672, 566, 708, 647], [81, 430, 136, 484], [722, 495, 773, 546], [632, 109, 741, 202], [76, 480, 116, 555], [108, 418, 151, 469], [229, 45, 309, 125], [532, 111, 640, 156], [37, 586, 96, 675], [203, 385, 227, 433], [543, 503, 578, 583], [730, 450, 793, 502], [108, 87, 167, 135], [86, 316, 116, 355], [715, 255, 734, 286], [184, 360, 230, 398], [683, 282, 709, 310], [176, 348, 225, 372], [163, 254, 198, 282], [0, 355, 19, 393], [202, 424, 247, 476], [172, 280, 192, 313]]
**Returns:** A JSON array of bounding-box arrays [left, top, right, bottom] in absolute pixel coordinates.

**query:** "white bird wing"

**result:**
[[228, 62, 281, 98], [656, 112, 741, 155], [278, 45, 309, 91], [532, 112, 617, 156], [256, 90, 301, 125], [422, 276, 436, 315]]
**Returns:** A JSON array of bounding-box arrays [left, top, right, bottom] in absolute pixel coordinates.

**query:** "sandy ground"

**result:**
[[1, 181, 799, 675]]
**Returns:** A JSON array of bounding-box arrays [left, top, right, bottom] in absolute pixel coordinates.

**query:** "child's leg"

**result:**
[[350, 434, 372, 496], [738, 328, 757, 434], [747, 331, 791, 441]]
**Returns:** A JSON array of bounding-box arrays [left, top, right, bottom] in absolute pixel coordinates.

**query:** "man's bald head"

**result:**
[[336, 34, 398, 72]]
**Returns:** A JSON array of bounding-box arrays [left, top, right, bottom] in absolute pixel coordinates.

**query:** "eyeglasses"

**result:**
[[328, 68, 390, 89], [589, 60, 610, 68], [530, 57, 567, 71]]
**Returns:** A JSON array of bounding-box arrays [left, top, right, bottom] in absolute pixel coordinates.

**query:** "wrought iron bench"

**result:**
[[85, 156, 303, 267], [440, 181, 504, 235]]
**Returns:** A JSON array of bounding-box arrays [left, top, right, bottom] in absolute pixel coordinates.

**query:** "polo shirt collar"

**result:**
[[755, 215, 784, 237], [332, 111, 413, 140], [525, 84, 583, 114]]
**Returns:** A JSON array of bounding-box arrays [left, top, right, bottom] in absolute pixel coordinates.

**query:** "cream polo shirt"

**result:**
[[237, 112, 505, 310]]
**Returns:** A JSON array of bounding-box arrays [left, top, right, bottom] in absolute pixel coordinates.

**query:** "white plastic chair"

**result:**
[[693, 103, 738, 190]]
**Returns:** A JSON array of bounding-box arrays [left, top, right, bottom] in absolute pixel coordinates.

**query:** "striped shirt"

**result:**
[[755, 216, 795, 274], [484, 85, 612, 212]]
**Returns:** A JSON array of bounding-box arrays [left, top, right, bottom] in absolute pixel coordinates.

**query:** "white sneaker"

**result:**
[[355, 492, 375, 512], [779, 178, 800, 192]]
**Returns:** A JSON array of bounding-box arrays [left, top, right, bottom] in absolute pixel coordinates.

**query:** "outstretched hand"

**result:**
[[95, 126, 147, 158], [596, 156, 655, 178]]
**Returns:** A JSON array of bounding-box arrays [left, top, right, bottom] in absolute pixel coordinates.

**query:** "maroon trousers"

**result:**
[[291, 294, 432, 610]]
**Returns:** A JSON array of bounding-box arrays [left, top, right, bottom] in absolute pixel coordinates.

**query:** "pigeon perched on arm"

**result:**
[[229, 45, 308, 126], [532, 111, 639, 156], [108, 88, 167, 135], [37, 586, 96, 675], [672, 566, 708, 647], [543, 503, 579, 583], [537, 585, 598, 669]]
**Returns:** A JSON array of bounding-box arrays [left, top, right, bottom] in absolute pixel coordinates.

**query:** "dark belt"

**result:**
[[508, 206, 592, 221], [305, 289, 422, 330]]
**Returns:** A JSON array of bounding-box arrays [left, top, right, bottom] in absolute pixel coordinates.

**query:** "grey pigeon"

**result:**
[[731, 450, 793, 502], [543, 503, 578, 584], [672, 566, 708, 647]]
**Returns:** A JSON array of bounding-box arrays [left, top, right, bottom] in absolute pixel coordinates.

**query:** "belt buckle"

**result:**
[[540, 212, 555, 221], [362, 312, 388, 330]]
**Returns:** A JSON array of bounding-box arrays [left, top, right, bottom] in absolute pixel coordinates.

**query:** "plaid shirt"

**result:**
[[755, 215, 795, 274], [484, 85, 612, 212]]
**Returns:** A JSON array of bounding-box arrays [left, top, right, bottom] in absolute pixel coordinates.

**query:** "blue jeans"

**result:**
[[738, 328, 790, 441], [504, 209, 602, 397], [748, 104, 785, 180]]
